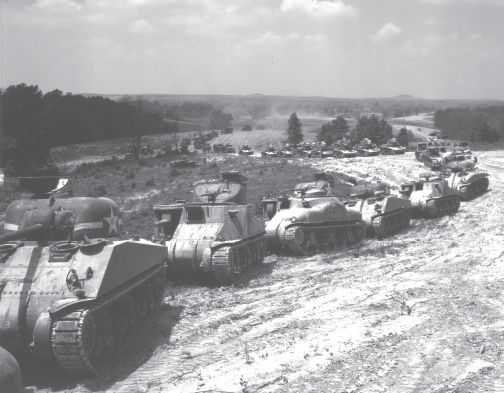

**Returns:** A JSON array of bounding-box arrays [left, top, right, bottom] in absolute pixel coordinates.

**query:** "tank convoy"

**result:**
[[333, 144, 358, 158], [346, 183, 411, 238], [0, 176, 167, 376], [400, 172, 460, 218], [153, 172, 265, 284], [262, 173, 365, 255]]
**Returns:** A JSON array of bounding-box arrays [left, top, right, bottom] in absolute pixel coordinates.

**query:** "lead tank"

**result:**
[[153, 172, 265, 284], [0, 346, 22, 393], [0, 177, 167, 377], [346, 183, 411, 238], [400, 172, 460, 218], [262, 173, 365, 255]]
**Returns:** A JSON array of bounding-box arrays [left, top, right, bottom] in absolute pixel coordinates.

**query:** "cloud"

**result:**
[[130, 19, 157, 34], [372, 23, 402, 43], [420, 0, 504, 5], [280, 0, 358, 17]]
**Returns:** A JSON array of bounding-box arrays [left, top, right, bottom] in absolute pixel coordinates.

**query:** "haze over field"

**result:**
[[2, 0, 504, 99]]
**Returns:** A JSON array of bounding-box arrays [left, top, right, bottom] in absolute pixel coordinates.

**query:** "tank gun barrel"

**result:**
[[0, 223, 44, 243]]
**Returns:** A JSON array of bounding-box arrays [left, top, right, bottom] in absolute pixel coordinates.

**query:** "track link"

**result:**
[[211, 237, 265, 285], [51, 265, 165, 376]]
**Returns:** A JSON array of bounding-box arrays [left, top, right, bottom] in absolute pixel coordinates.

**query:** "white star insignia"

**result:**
[[104, 208, 119, 236]]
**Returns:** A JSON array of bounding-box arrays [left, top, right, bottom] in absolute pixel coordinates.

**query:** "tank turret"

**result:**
[[0, 176, 167, 377], [154, 172, 265, 284], [262, 173, 365, 255]]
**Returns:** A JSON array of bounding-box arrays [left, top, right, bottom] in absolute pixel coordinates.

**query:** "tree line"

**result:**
[[434, 107, 503, 143], [0, 84, 173, 174]]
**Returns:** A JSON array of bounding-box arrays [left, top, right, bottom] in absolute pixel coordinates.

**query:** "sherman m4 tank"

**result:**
[[0, 177, 167, 377], [262, 173, 365, 255], [443, 153, 489, 199], [0, 346, 22, 393], [346, 183, 411, 238], [400, 172, 460, 218], [153, 172, 265, 284]]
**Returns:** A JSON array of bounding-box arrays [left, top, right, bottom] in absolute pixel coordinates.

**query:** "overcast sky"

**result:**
[[2, 0, 504, 99]]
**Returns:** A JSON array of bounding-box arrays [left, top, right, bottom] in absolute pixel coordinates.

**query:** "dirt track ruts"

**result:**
[[27, 150, 504, 393]]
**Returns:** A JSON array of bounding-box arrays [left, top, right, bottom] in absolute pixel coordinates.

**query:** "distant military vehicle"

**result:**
[[170, 156, 198, 168], [346, 183, 411, 238], [421, 146, 444, 170], [153, 172, 265, 284], [0, 176, 167, 376], [334, 145, 358, 158], [415, 141, 433, 161], [356, 139, 380, 157], [380, 139, 406, 155], [262, 173, 365, 255], [224, 144, 236, 153], [400, 172, 460, 218], [261, 146, 279, 158], [239, 144, 254, 156]]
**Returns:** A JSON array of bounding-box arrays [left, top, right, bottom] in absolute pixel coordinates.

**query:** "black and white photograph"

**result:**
[[1, 0, 504, 392]]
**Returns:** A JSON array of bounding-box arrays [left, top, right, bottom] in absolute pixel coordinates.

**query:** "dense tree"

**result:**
[[396, 127, 414, 147], [286, 112, 303, 145], [434, 106, 503, 142], [317, 116, 349, 145], [210, 109, 233, 130], [351, 115, 393, 145]]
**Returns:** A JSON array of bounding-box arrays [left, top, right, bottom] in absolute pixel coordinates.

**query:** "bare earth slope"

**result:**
[[26, 151, 504, 393]]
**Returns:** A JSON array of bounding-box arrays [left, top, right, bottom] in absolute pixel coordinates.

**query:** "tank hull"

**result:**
[[0, 239, 166, 376], [348, 196, 411, 238], [448, 172, 489, 200], [264, 196, 365, 255], [156, 203, 265, 284]]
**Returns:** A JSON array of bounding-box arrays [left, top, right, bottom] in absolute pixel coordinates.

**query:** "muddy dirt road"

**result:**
[[27, 150, 504, 393]]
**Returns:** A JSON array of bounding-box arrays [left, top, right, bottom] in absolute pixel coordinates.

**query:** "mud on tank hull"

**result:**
[[0, 346, 22, 393], [264, 197, 365, 255], [0, 239, 166, 377], [347, 196, 411, 238]]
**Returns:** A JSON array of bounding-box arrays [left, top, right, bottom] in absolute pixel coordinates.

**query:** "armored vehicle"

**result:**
[[0, 346, 22, 393], [334, 145, 358, 158], [170, 156, 198, 168], [421, 146, 443, 169], [154, 172, 265, 284], [0, 177, 167, 376], [239, 144, 254, 156], [380, 140, 406, 155], [443, 153, 489, 199], [400, 172, 460, 218], [346, 183, 411, 238], [415, 141, 433, 161], [262, 173, 365, 255], [356, 139, 380, 157], [278, 145, 294, 157], [261, 146, 279, 158]]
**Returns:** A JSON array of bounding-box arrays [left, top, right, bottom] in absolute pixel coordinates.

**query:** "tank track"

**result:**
[[211, 237, 266, 285], [283, 221, 365, 256], [424, 196, 460, 218], [51, 264, 165, 376], [371, 208, 411, 238], [459, 177, 489, 200]]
